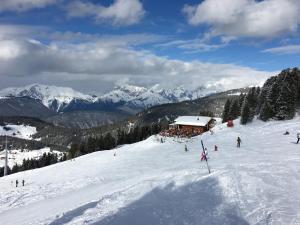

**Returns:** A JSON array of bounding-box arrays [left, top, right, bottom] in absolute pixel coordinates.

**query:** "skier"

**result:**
[[22, 180, 25, 186], [201, 149, 208, 161], [214, 145, 218, 151], [237, 137, 241, 148], [297, 133, 300, 144], [16, 180, 18, 188], [185, 144, 188, 152], [283, 130, 290, 135], [114, 152, 116, 157]]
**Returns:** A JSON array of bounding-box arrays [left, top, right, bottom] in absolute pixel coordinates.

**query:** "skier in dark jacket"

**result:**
[[16, 180, 18, 187], [237, 137, 241, 148], [22, 180, 25, 186], [214, 145, 218, 151], [297, 133, 300, 144]]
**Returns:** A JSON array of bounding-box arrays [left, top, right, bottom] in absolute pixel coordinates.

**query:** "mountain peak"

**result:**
[[0, 83, 96, 112], [113, 84, 147, 93], [0, 83, 224, 113]]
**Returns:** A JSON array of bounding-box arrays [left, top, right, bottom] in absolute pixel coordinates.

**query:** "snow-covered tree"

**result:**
[[259, 102, 274, 121], [240, 98, 251, 125]]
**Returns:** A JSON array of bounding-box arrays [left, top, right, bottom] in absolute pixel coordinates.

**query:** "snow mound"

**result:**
[[0, 124, 37, 140], [1, 118, 300, 224]]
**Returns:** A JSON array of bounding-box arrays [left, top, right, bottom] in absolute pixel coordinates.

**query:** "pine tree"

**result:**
[[275, 84, 297, 120], [259, 80, 280, 121], [259, 102, 274, 121], [238, 93, 245, 115], [228, 99, 240, 120], [245, 87, 259, 121], [241, 99, 250, 125], [103, 133, 116, 149], [222, 99, 231, 123]]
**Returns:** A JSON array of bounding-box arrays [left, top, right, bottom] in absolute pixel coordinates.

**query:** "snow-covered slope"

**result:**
[[0, 124, 37, 140], [1, 118, 300, 224]]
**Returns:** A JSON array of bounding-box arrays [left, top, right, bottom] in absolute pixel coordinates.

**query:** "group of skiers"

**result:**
[[13, 179, 25, 187], [183, 136, 243, 162], [200, 145, 219, 161], [184, 137, 242, 162], [189, 130, 300, 164]]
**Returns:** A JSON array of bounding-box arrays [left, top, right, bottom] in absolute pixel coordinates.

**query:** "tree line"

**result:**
[[0, 152, 67, 177], [68, 122, 165, 158], [222, 68, 300, 124]]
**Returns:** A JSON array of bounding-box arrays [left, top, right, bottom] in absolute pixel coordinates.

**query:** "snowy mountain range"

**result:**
[[0, 83, 218, 112], [0, 84, 96, 112]]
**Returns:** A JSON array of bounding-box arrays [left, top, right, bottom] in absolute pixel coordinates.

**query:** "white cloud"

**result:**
[[49, 32, 167, 47], [0, 25, 274, 93], [0, 40, 28, 59], [0, 24, 47, 40], [262, 45, 300, 54], [0, 0, 57, 12], [0, 37, 274, 92], [157, 39, 227, 53], [183, 0, 300, 38], [66, 0, 145, 26]]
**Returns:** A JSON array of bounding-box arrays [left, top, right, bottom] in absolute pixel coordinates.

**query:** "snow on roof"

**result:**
[[174, 116, 213, 126]]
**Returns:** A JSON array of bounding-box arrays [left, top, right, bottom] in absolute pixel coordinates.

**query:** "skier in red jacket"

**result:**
[[201, 149, 208, 161]]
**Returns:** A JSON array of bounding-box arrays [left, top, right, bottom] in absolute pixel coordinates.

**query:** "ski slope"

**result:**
[[1, 118, 300, 225]]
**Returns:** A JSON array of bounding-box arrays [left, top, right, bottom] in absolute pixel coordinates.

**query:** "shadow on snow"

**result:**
[[50, 177, 249, 225]]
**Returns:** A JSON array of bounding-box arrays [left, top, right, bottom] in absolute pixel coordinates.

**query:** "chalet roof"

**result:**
[[174, 116, 213, 127]]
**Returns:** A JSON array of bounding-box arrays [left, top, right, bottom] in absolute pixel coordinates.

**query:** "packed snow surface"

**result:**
[[0, 124, 37, 140], [0, 148, 61, 168], [1, 118, 300, 224]]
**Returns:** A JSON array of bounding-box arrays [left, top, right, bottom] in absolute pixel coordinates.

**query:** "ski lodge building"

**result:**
[[166, 116, 216, 137]]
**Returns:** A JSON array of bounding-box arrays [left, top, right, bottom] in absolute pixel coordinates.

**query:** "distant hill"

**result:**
[[0, 97, 56, 119], [0, 116, 78, 151], [132, 88, 249, 125]]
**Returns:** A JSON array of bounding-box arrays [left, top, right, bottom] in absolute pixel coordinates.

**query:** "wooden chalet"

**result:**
[[166, 116, 216, 137]]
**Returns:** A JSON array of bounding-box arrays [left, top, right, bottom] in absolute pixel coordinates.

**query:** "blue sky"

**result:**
[[0, 0, 299, 94]]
